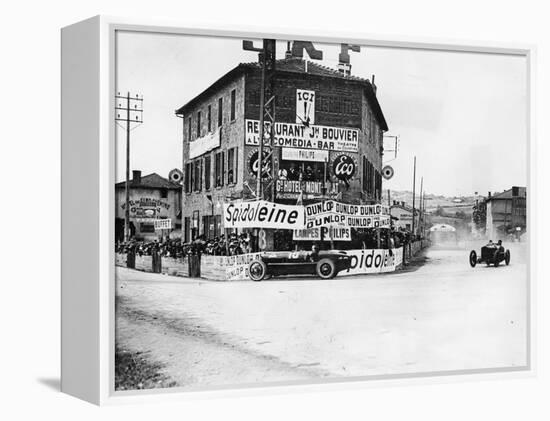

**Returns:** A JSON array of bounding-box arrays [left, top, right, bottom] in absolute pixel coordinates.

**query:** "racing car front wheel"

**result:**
[[505, 249, 511, 265], [469, 250, 477, 267], [248, 259, 267, 282], [316, 258, 337, 279]]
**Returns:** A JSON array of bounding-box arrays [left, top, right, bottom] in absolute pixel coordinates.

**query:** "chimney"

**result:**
[[285, 41, 292, 59], [401, 201, 405, 207], [132, 170, 141, 185], [512, 186, 519, 197], [371, 74, 377, 95], [488, 191, 491, 198]]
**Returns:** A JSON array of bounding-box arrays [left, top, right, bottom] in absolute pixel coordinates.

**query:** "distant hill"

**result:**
[[387, 190, 482, 218]]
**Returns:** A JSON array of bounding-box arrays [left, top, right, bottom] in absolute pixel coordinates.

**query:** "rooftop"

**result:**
[[115, 172, 181, 190], [175, 57, 388, 130], [488, 186, 526, 201]]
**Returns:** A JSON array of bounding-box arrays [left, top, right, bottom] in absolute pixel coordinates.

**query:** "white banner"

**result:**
[[189, 130, 220, 159], [220, 252, 264, 280], [337, 247, 404, 276], [245, 119, 359, 152], [305, 200, 391, 229], [293, 226, 351, 241], [281, 147, 328, 162], [223, 201, 305, 229]]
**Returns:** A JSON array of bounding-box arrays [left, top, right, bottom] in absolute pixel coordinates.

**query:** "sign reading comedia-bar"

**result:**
[[245, 119, 359, 152], [223, 201, 305, 229]]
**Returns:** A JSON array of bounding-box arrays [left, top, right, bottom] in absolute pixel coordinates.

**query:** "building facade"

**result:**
[[115, 170, 182, 242], [176, 53, 388, 248], [390, 201, 419, 232], [485, 186, 527, 239]]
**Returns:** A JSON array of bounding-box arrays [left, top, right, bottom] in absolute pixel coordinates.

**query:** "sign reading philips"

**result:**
[[223, 201, 305, 229], [245, 119, 359, 152]]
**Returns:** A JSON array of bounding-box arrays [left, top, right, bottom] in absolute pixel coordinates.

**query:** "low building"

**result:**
[[115, 170, 182, 242], [390, 201, 419, 232], [485, 186, 526, 239]]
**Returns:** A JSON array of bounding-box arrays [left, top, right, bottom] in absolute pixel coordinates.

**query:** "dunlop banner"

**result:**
[[304, 200, 390, 229], [220, 252, 264, 280]]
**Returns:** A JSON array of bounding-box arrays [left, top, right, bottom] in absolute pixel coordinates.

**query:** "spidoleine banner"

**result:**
[[223, 200, 390, 230], [215, 248, 404, 281]]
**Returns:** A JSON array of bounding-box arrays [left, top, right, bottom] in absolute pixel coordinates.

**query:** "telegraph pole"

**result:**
[[243, 39, 276, 200], [418, 177, 424, 240], [411, 156, 417, 237], [115, 92, 143, 242]]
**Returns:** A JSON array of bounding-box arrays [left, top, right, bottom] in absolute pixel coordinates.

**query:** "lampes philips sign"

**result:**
[[245, 120, 359, 152]]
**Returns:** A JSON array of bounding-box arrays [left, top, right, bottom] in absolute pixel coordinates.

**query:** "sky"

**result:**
[[116, 31, 527, 197]]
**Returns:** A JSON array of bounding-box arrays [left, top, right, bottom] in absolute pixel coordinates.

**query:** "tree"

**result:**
[[472, 202, 487, 232]]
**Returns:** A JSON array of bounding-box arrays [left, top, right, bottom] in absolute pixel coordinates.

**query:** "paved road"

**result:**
[[116, 243, 528, 390]]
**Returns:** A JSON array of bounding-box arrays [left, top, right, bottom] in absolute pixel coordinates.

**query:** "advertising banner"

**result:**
[[337, 247, 404, 276], [223, 200, 305, 229], [245, 119, 359, 152], [220, 252, 264, 280], [275, 179, 338, 199], [214, 248, 403, 281], [281, 147, 328, 162], [189, 130, 220, 159], [304, 200, 390, 229], [293, 226, 351, 241]]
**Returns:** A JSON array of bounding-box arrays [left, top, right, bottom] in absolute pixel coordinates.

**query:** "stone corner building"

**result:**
[[175, 54, 388, 247]]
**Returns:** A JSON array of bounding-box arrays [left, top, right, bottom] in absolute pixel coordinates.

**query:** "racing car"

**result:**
[[469, 243, 510, 267], [248, 250, 352, 281]]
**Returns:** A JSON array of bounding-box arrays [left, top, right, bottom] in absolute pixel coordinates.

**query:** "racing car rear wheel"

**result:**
[[248, 259, 267, 282], [505, 249, 511, 265], [316, 258, 337, 279], [469, 250, 477, 267]]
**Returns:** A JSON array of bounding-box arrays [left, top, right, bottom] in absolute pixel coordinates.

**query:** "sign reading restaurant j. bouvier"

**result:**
[[245, 119, 359, 152]]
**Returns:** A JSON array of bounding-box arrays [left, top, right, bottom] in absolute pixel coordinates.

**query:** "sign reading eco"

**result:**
[[223, 201, 305, 229], [245, 119, 359, 152]]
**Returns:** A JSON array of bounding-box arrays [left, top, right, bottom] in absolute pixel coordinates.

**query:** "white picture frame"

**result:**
[[61, 15, 536, 405]]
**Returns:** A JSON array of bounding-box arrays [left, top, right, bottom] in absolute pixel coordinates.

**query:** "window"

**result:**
[[204, 154, 211, 190], [230, 89, 236, 121], [193, 159, 202, 192], [197, 111, 202, 137], [140, 223, 155, 233], [215, 151, 225, 187], [187, 117, 192, 141], [185, 162, 193, 193], [160, 188, 168, 198], [207, 105, 212, 132], [227, 147, 237, 184], [218, 97, 223, 127]]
